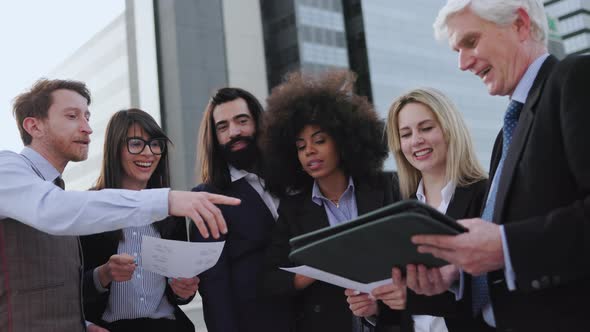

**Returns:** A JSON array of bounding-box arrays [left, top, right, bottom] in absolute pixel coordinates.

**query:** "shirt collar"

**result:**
[[511, 53, 550, 104], [229, 165, 248, 182], [229, 164, 262, 183], [21, 146, 61, 182], [311, 176, 355, 206], [415, 179, 456, 205]]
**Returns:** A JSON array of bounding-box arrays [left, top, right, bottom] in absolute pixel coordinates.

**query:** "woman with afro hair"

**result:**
[[260, 69, 401, 332]]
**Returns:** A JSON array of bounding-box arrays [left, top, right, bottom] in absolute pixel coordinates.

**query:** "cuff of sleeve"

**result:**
[[144, 188, 170, 222], [364, 315, 378, 327], [449, 270, 464, 300], [500, 225, 517, 290], [93, 267, 109, 293]]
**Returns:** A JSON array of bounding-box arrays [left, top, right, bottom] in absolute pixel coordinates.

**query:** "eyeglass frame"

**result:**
[[125, 137, 167, 155]]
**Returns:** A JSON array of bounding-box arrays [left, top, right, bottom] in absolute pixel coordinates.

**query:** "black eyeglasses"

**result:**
[[126, 137, 167, 155]]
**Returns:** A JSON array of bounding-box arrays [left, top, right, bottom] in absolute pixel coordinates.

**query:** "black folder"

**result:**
[[288, 200, 467, 284]]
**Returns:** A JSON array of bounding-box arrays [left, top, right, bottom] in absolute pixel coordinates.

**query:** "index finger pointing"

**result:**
[[204, 193, 241, 206]]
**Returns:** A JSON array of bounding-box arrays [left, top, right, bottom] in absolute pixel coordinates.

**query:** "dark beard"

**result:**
[[220, 135, 259, 171]]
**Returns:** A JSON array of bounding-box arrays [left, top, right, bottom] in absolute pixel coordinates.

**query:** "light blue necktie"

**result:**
[[471, 100, 524, 316]]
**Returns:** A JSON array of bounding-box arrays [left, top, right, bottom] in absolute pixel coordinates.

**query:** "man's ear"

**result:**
[[22, 117, 45, 140], [514, 7, 532, 42]]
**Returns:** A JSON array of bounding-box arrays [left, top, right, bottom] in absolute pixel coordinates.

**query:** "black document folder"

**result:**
[[288, 200, 467, 283]]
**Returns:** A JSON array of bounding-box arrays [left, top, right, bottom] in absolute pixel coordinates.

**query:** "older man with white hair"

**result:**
[[408, 1, 590, 331]]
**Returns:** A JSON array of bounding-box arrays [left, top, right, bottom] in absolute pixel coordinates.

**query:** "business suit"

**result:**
[[378, 180, 488, 332], [80, 217, 194, 331], [262, 173, 399, 332], [480, 54, 590, 331], [190, 178, 292, 332]]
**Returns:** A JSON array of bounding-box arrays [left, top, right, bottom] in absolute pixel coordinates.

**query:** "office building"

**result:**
[[545, 0, 590, 54]]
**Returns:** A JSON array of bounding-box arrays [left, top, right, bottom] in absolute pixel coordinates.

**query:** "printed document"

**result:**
[[142, 236, 224, 278], [281, 265, 392, 294]]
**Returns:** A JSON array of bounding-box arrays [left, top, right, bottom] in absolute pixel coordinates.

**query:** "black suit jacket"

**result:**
[[80, 217, 194, 331], [482, 54, 590, 331], [261, 172, 400, 332], [190, 179, 292, 332], [378, 180, 488, 332]]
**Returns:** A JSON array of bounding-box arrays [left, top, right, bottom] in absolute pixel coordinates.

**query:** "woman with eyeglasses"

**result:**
[[81, 109, 197, 332]]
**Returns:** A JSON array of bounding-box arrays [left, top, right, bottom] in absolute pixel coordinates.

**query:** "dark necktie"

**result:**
[[471, 100, 524, 316], [53, 176, 65, 190]]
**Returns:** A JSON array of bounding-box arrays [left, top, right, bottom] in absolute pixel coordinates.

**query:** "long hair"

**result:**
[[94, 108, 172, 241], [262, 69, 388, 197], [387, 87, 487, 199], [433, 0, 548, 45], [196, 87, 264, 190]]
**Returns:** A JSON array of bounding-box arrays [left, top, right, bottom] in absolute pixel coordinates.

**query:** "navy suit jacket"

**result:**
[[190, 178, 292, 332]]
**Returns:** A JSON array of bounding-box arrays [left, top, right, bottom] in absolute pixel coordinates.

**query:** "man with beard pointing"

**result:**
[[190, 88, 291, 332]]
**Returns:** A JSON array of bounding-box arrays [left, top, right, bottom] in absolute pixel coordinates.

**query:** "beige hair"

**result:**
[[387, 87, 487, 199]]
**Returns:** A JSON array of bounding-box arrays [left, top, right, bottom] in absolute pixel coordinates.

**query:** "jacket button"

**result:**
[[531, 280, 540, 289], [313, 305, 321, 313]]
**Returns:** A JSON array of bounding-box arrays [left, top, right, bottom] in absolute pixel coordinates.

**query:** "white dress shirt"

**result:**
[[0, 147, 170, 235], [229, 165, 279, 220], [413, 179, 456, 332]]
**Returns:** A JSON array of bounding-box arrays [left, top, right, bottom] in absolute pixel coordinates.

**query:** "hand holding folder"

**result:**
[[288, 200, 467, 284]]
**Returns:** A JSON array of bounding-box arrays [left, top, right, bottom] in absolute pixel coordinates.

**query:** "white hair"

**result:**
[[433, 0, 548, 45]]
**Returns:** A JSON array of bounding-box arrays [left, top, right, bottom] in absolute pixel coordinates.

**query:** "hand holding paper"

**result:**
[[371, 267, 407, 310], [345, 288, 379, 317]]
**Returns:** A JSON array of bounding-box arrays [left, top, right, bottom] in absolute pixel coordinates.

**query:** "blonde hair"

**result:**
[[387, 87, 487, 199]]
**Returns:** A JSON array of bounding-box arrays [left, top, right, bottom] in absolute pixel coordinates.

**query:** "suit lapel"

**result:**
[[298, 195, 331, 234], [493, 56, 557, 223], [355, 180, 383, 215], [446, 185, 471, 220], [234, 178, 276, 227]]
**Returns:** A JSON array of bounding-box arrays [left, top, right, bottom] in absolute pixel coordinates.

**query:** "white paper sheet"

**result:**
[[281, 265, 392, 294], [141, 236, 225, 278]]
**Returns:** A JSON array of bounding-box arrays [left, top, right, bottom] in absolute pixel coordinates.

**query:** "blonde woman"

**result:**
[[348, 88, 488, 332]]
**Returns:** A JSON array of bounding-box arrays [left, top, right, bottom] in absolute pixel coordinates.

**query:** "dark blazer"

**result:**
[[190, 178, 292, 332], [261, 172, 400, 332], [80, 217, 194, 331], [481, 55, 590, 331], [378, 180, 488, 332]]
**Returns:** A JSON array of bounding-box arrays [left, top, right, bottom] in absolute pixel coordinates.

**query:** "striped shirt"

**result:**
[[100, 224, 176, 322]]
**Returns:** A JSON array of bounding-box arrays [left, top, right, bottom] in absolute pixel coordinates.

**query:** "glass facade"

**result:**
[[261, 0, 509, 170], [49, 13, 133, 190], [359, 0, 507, 169], [545, 0, 590, 54], [261, 0, 351, 88]]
